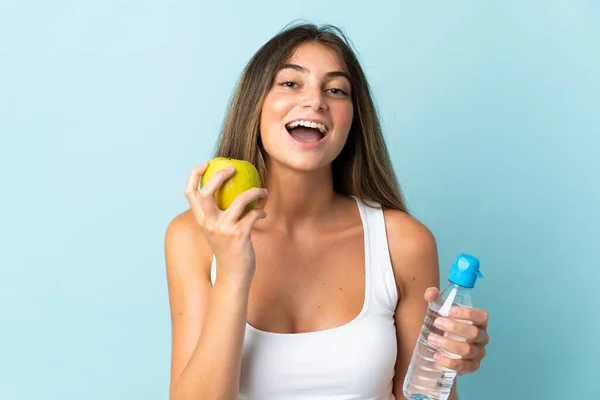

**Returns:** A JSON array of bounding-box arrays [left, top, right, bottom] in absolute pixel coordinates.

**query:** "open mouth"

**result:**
[[285, 120, 328, 143]]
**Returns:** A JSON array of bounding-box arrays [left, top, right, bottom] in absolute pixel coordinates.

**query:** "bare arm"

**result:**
[[384, 210, 460, 400], [165, 211, 211, 398], [166, 164, 268, 400], [165, 212, 251, 400]]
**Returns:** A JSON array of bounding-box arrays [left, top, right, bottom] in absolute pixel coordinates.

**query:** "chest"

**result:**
[[247, 226, 365, 334], [239, 313, 398, 400]]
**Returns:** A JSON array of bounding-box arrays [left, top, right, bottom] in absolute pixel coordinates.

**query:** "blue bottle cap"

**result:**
[[449, 253, 483, 288]]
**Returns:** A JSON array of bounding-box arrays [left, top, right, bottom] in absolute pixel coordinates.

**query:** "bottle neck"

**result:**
[[440, 281, 474, 308], [447, 281, 473, 292]]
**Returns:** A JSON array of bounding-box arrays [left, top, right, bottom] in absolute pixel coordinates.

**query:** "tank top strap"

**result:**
[[354, 197, 399, 314]]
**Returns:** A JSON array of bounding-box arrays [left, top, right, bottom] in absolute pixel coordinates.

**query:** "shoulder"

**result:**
[[382, 208, 440, 296], [165, 208, 203, 243], [165, 209, 213, 276], [382, 209, 437, 254]]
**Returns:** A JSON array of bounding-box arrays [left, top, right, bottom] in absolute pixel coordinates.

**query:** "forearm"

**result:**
[[172, 280, 250, 400], [448, 381, 459, 400]]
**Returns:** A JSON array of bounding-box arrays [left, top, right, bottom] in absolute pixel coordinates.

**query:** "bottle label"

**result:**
[[438, 287, 457, 317]]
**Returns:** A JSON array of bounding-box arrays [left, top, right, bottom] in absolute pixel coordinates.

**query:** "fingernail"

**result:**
[[450, 308, 460, 317], [434, 318, 445, 328], [227, 166, 235, 172], [433, 353, 444, 361]]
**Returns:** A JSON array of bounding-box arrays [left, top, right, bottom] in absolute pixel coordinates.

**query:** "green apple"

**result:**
[[201, 157, 262, 215]]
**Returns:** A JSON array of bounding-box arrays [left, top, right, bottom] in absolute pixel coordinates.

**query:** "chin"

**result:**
[[265, 152, 333, 173]]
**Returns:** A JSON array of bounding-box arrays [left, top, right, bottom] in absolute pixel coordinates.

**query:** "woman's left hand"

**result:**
[[424, 287, 489, 375]]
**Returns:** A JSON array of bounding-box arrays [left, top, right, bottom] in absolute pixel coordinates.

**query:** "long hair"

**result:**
[[213, 22, 408, 213]]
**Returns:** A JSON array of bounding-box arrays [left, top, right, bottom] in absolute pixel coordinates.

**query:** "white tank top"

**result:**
[[210, 197, 399, 399]]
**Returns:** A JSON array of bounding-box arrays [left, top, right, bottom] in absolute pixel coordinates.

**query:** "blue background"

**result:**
[[1, 1, 598, 399]]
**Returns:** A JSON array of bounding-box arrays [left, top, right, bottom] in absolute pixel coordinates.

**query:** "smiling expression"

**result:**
[[259, 41, 354, 172]]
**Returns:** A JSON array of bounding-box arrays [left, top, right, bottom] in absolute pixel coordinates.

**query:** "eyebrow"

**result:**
[[278, 63, 351, 82]]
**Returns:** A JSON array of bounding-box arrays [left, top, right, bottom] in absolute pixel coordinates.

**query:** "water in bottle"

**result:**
[[403, 253, 483, 400]]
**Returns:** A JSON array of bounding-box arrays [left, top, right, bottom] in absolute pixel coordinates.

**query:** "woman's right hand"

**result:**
[[184, 162, 268, 287]]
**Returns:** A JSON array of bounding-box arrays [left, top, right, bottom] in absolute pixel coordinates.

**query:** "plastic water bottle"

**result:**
[[403, 254, 483, 400]]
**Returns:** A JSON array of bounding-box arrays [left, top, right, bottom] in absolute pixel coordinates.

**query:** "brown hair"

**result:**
[[213, 22, 408, 213]]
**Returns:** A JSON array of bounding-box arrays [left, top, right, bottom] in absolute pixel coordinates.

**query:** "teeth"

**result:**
[[286, 120, 327, 134]]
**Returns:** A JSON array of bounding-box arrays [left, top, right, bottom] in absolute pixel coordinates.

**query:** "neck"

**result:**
[[259, 160, 338, 230]]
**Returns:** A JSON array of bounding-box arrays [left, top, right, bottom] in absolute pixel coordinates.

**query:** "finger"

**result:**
[[428, 333, 486, 360], [183, 162, 209, 218], [239, 207, 268, 234], [433, 353, 481, 375], [198, 166, 236, 219], [424, 287, 439, 302], [433, 317, 488, 344], [222, 188, 268, 225], [184, 162, 209, 198], [450, 306, 489, 329]]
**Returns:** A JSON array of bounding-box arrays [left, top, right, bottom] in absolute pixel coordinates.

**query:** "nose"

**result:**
[[301, 86, 328, 111]]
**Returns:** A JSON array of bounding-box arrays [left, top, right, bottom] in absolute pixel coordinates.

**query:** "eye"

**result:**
[[280, 81, 299, 88], [326, 88, 349, 96]]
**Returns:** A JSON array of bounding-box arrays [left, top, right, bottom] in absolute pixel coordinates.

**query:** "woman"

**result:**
[[165, 23, 489, 400]]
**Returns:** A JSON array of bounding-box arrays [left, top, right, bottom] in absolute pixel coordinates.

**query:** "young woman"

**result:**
[[165, 23, 489, 400]]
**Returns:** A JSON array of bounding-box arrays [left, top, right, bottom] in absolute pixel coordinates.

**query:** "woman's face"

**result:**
[[259, 42, 354, 173]]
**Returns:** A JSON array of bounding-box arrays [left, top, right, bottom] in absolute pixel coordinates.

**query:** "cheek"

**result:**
[[260, 93, 298, 144], [331, 104, 354, 153], [333, 103, 354, 133], [261, 92, 293, 124]]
